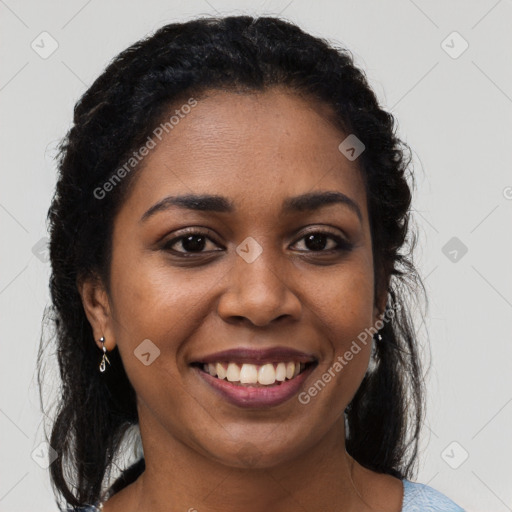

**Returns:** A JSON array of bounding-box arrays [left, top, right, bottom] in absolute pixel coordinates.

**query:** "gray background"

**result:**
[[1, 1, 511, 511]]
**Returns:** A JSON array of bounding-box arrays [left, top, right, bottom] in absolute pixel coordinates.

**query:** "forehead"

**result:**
[[121, 87, 368, 222]]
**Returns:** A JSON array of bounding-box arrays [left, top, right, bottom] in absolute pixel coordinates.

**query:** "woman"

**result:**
[[39, 15, 465, 511]]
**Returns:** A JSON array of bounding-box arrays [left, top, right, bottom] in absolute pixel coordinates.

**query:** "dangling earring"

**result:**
[[99, 336, 111, 373], [377, 333, 383, 341]]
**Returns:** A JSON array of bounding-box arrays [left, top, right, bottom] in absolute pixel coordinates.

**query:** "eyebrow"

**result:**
[[140, 190, 363, 223]]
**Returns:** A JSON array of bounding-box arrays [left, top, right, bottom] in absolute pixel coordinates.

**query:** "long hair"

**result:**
[[37, 15, 427, 509]]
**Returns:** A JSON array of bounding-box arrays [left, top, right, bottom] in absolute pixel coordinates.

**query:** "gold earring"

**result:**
[[99, 336, 111, 373]]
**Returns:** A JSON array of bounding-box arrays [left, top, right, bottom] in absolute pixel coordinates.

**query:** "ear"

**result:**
[[373, 290, 388, 325], [77, 273, 116, 351]]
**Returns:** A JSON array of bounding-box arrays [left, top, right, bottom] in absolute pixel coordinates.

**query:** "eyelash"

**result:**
[[161, 228, 353, 256]]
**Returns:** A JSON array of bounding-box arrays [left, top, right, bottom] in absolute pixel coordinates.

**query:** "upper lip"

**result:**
[[191, 346, 318, 365]]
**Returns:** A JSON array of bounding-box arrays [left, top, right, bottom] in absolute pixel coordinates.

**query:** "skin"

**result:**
[[79, 87, 404, 512]]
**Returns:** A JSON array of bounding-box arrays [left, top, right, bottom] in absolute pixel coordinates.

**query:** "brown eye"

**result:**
[[162, 229, 222, 254], [291, 231, 353, 253]]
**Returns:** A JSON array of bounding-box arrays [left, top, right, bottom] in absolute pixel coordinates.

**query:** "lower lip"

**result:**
[[192, 364, 316, 408]]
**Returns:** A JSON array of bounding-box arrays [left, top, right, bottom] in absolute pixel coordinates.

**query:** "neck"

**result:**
[[126, 405, 370, 512]]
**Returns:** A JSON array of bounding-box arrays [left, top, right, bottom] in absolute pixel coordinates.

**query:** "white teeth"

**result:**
[[226, 362, 241, 382], [239, 363, 258, 384], [275, 362, 287, 381], [258, 363, 276, 385], [215, 362, 227, 380], [201, 361, 309, 385]]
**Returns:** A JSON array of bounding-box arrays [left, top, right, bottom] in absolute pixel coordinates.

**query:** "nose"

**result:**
[[217, 248, 302, 327]]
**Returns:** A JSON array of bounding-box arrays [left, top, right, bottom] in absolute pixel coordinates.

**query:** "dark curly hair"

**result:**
[[37, 14, 427, 510]]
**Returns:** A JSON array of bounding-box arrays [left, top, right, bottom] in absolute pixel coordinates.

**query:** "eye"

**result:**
[[162, 229, 222, 255], [291, 230, 353, 253]]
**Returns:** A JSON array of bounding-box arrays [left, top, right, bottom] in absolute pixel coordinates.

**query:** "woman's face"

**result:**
[[86, 87, 386, 469]]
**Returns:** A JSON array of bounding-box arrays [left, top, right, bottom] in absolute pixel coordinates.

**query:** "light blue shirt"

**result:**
[[68, 478, 466, 511], [402, 479, 466, 511]]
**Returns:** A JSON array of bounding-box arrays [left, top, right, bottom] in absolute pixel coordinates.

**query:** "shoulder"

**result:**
[[401, 479, 465, 511]]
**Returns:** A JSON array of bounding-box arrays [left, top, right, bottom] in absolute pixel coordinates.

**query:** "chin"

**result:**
[[200, 430, 310, 470]]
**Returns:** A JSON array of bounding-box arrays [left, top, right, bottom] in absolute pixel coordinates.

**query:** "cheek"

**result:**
[[107, 258, 210, 420], [313, 256, 375, 342], [108, 251, 220, 370], [305, 262, 374, 406]]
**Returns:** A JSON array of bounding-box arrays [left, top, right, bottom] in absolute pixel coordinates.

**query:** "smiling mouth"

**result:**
[[191, 361, 317, 387]]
